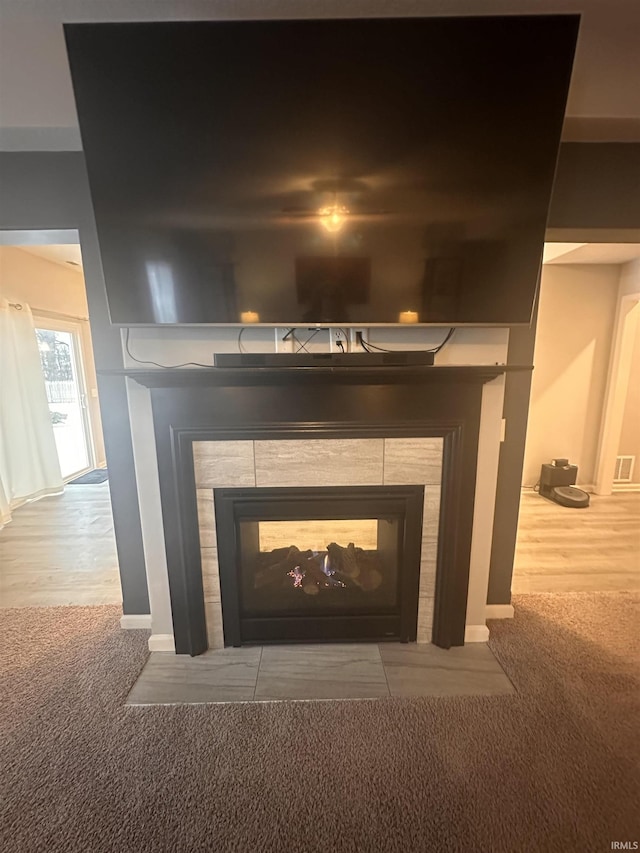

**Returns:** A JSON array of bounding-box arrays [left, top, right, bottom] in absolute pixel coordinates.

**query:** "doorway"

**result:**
[[512, 242, 640, 595], [34, 318, 94, 480], [0, 232, 119, 608]]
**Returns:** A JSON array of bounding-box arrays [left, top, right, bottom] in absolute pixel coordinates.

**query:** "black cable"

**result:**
[[358, 328, 456, 354], [296, 329, 320, 353], [281, 327, 311, 352], [360, 338, 392, 353], [430, 327, 456, 353], [124, 327, 212, 369], [356, 332, 373, 352], [356, 334, 379, 353], [281, 327, 306, 352]]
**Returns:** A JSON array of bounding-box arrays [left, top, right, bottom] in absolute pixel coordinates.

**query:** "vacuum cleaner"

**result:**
[[538, 458, 590, 508]]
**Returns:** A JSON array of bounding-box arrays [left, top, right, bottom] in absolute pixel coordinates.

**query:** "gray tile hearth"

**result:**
[[126, 647, 261, 704], [379, 643, 515, 697], [126, 642, 513, 704], [254, 644, 388, 701]]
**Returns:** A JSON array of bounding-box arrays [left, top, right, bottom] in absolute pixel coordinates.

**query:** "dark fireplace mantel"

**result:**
[[109, 363, 527, 388], [114, 363, 530, 655]]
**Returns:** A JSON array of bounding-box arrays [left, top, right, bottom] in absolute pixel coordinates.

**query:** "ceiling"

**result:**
[[0, 0, 639, 150], [18, 244, 84, 271], [543, 243, 640, 265]]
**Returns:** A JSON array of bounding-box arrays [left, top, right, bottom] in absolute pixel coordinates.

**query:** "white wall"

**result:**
[[0, 246, 106, 466], [618, 320, 640, 482], [122, 325, 508, 641], [522, 264, 620, 487], [0, 245, 88, 314], [592, 258, 640, 494], [617, 269, 640, 484]]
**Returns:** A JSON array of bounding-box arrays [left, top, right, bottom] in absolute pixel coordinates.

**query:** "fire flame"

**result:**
[[287, 566, 304, 588]]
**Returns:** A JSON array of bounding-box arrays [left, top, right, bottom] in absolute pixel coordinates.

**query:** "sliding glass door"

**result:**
[[34, 318, 94, 480]]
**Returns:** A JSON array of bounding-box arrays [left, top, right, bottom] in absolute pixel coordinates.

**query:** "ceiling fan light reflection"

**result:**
[[318, 203, 349, 233]]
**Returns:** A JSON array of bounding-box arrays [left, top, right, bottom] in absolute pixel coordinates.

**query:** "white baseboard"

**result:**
[[148, 633, 175, 652], [485, 604, 515, 620], [464, 624, 490, 643], [612, 483, 640, 492], [120, 614, 152, 630]]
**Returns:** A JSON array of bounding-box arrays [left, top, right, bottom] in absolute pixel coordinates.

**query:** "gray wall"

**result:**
[[0, 152, 149, 614], [488, 141, 640, 605], [549, 143, 640, 230], [488, 302, 539, 605]]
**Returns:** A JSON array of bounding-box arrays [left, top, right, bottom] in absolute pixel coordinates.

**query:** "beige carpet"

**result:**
[[1, 592, 638, 852]]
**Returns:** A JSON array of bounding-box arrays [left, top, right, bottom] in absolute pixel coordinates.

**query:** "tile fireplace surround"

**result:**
[[194, 437, 443, 648], [126, 363, 517, 655]]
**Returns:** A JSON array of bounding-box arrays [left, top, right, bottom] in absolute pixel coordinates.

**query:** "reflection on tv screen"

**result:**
[[66, 16, 578, 325]]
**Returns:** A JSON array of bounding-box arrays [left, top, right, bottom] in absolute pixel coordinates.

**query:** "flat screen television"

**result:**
[[65, 16, 579, 326]]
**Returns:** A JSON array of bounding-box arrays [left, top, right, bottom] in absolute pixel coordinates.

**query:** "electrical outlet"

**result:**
[[329, 328, 348, 352], [349, 328, 367, 351]]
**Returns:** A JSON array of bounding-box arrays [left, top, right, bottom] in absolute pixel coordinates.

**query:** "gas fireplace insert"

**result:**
[[214, 486, 424, 645]]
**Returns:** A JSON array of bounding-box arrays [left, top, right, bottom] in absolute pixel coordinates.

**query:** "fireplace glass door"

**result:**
[[214, 486, 423, 645]]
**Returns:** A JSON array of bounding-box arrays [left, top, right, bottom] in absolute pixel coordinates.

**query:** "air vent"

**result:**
[[613, 455, 635, 482]]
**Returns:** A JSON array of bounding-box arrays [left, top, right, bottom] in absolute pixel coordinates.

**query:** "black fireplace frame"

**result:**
[[214, 485, 425, 645], [119, 364, 526, 655]]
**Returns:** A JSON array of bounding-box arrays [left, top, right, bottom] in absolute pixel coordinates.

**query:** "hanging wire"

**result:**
[[124, 327, 211, 369], [282, 327, 331, 353], [358, 328, 456, 354], [295, 329, 321, 353], [429, 327, 456, 353]]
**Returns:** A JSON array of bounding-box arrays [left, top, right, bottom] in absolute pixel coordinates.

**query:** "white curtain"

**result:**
[[0, 299, 63, 527]]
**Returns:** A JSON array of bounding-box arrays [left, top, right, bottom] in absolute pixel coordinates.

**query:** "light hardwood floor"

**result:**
[[512, 490, 640, 594], [0, 483, 122, 607]]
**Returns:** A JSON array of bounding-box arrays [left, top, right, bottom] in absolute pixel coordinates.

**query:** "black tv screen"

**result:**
[[65, 16, 578, 326]]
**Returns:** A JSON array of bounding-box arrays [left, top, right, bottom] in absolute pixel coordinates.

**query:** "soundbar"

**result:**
[[213, 351, 435, 368]]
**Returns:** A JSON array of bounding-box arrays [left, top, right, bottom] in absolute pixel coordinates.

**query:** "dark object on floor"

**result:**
[[1, 592, 637, 852], [539, 459, 590, 507], [68, 468, 108, 485], [548, 485, 591, 508]]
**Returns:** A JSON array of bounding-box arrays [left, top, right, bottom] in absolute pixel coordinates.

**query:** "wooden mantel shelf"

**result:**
[[99, 363, 532, 388]]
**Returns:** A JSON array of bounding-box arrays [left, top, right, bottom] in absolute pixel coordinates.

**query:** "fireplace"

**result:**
[[214, 486, 424, 645], [127, 362, 517, 654]]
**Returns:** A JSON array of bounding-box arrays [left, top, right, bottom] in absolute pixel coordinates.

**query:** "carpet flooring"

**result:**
[[1, 592, 638, 852]]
